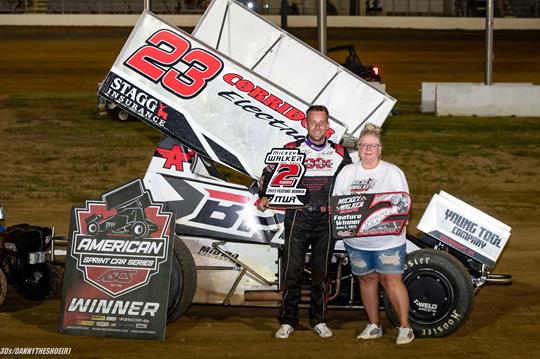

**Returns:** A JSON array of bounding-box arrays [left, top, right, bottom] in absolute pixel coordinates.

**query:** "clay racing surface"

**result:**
[[0, 26, 539, 358]]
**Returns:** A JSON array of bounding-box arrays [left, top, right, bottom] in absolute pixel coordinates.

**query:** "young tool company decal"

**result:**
[[71, 180, 172, 297]]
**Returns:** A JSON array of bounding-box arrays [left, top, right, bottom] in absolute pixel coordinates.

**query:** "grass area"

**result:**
[[0, 93, 159, 203]]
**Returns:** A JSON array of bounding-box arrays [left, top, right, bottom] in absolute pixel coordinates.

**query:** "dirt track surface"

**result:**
[[0, 26, 539, 358]]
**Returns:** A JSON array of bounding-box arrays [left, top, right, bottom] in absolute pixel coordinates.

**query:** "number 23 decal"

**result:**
[[125, 29, 223, 99]]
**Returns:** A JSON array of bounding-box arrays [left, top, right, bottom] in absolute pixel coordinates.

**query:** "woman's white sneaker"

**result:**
[[274, 324, 294, 339], [396, 326, 415, 345], [356, 323, 383, 339]]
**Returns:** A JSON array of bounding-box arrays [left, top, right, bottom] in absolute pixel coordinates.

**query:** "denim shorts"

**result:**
[[344, 244, 406, 276]]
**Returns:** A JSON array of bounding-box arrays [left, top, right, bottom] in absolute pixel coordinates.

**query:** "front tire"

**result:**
[[384, 249, 474, 338], [167, 236, 197, 323], [87, 222, 99, 235], [131, 222, 149, 239]]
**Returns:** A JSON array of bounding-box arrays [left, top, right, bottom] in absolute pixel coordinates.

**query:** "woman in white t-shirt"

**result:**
[[332, 123, 414, 345]]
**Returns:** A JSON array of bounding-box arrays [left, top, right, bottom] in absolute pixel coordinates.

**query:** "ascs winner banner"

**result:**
[[59, 179, 175, 340]]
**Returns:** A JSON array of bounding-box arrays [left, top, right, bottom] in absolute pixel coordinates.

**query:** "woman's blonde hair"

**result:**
[[358, 122, 383, 146]]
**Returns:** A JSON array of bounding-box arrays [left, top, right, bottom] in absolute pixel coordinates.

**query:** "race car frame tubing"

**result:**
[[223, 267, 248, 306], [211, 241, 276, 286], [327, 255, 345, 302]]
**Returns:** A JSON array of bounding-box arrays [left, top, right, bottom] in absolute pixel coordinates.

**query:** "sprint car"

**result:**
[[85, 208, 158, 239]]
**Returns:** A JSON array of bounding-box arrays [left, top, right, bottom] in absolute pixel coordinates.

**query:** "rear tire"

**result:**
[[384, 249, 474, 338], [167, 236, 197, 323]]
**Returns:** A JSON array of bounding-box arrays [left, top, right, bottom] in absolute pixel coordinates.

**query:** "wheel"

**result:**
[[0, 269, 7, 307], [383, 249, 474, 338], [117, 109, 130, 122], [131, 222, 149, 239], [87, 222, 99, 235], [167, 236, 197, 323], [13, 262, 63, 301]]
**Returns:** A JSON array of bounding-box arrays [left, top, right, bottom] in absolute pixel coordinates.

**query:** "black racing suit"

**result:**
[[259, 138, 351, 327]]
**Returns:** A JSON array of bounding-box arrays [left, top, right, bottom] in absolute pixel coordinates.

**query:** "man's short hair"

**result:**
[[306, 105, 329, 117]]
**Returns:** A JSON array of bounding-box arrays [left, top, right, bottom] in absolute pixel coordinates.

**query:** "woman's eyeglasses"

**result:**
[[358, 143, 380, 150]]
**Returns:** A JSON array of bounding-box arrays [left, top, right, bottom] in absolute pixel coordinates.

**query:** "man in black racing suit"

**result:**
[[257, 105, 351, 339]]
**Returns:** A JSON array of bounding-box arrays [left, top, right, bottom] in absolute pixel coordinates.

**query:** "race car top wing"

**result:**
[[192, 0, 396, 137], [98, 10, 347, 180]]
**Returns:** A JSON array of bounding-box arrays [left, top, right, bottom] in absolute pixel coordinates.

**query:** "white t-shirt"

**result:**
[[332, 160, 409, 250]]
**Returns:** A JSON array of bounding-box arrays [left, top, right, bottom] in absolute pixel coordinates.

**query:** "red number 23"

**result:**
[[125, 29, 223, 99]]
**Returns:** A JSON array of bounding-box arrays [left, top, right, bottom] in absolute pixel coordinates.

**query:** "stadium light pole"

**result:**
[[317, 0, 327, 54], [485, 0, 494, 85]]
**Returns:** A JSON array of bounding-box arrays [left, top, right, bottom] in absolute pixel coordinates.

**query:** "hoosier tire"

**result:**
[[167, 236, 197, 323], [384, 249, 474, 338]]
